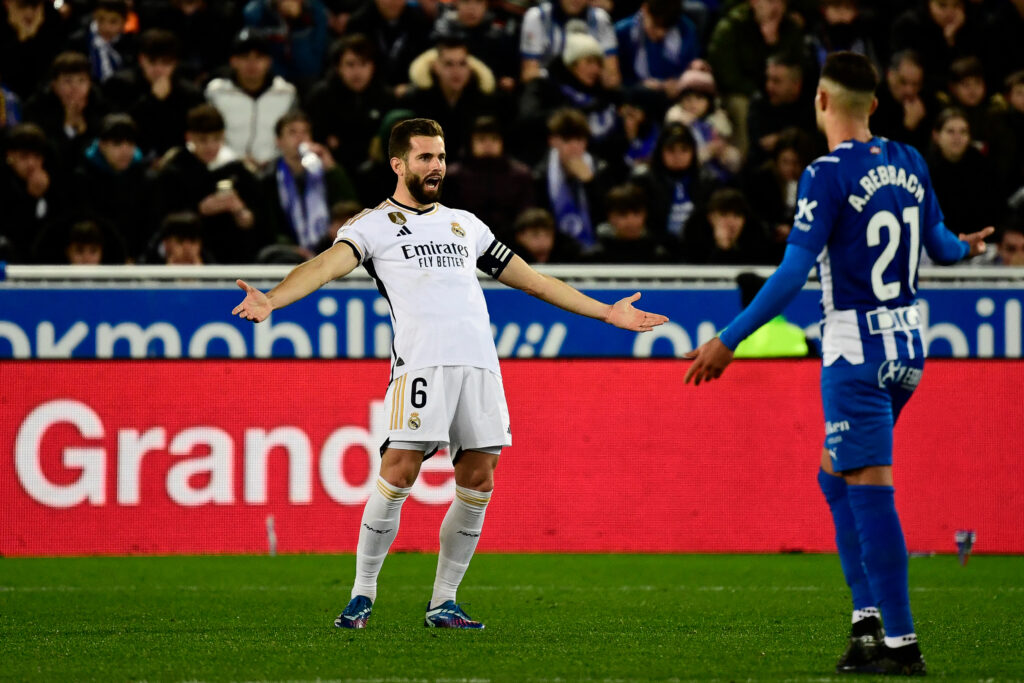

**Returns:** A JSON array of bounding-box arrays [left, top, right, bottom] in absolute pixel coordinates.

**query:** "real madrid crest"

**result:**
[[408, 412, 421, 430], [451, 222, 465, 237], [388, 212, 407, 225]]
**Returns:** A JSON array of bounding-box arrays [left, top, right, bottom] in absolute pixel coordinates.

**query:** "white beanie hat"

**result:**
[[562, 32, 604, 67]]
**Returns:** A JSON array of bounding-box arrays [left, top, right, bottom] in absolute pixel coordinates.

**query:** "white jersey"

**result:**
[[334, 197, 513, 381]]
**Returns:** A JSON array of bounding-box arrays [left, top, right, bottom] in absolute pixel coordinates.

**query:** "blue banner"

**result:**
[[0, 286, 1020, 358]]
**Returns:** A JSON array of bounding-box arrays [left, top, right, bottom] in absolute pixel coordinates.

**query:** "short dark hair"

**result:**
[[888, 49, 923, 73], [932, 106, 969, 134], [160, 211, 203, 240], [470, 115, 502, 138], [821, 51, 878, 94], [645, 0, 682, 27], [98, 113, 138, 143], [514, 207, 556, 233], [388, 118, 445, 160], [435, 34, 469, 53], [66, 220, 104, 247], [231, 28, 272, 57], [605, 184, 647, 215], [949, 56, 984, 84], [274, 109, 309, 137], [138, 29, 180, 60], [547, 108, 590, 140], [329, 33, 376, 67], [185, 104, 225, 134], [51, 51, 91, 79], [767, 53, 803, 80], [96, 0, 128, 17], [707, 187, 750, 217], [660, 122, 697, 151], [773, 127, 813, 164], [5, 123, 48, 155], [1006, 70, 1024, 92]]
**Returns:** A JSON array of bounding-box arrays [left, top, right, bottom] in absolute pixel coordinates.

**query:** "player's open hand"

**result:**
[[606, 292, 669, 332], [683, 336, 734, 386], [232, 279, 271, 322], [959, 226, 996, 258]]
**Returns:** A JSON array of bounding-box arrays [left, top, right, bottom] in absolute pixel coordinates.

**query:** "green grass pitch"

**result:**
[[1, 553, 1021, 681]]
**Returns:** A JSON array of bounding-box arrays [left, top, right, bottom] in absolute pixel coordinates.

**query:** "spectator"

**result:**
[[618, 87, 661, 171], [631, 122, 717, 257], [533, 108, 611, 251], [431, 0, 519, 90], [519, 0, 620, 88], [983, 0, 1024, 94], [989, 70, 1024, 200], [614, 0, 700, 100], [305, 34, 396, 176], [444, 115, 535, 239], [63, 220, 106, 265], [136, 0, 240, 84], [746, 54, 815, 166], [260, 110, 357, 254], [146, 211, 207, 265], [1, 65, 22, 128], [941, 56, 995, 146], [744, 126, 814, 261], [685, 186, 771, 264], [509, 206, 581, 263], [871, 50, 937, 152], [664, 64, 742, 182], [68, 0, 136, 84], [890, 0, 984, 94], [24, 51, 110, 171], [103, 29, 204, 158], [0, 122, 67, 262], [805, 0, 881, 73], [992, 227, 1024, 266], [588, 183, 668, 263], [707, 0, 806, 156], [70, 113, 151, 260], [402, 36, 500, 162], [343, 0, 433, 91], [205, 29, 298, 168], [150, 104, 266, 263], [242, 0, 329, 92], [926, 107, 1000, 235], [518, 32, 623, 166], [0, 0, 66, 99]]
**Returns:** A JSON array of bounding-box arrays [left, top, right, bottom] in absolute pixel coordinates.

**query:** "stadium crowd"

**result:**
[[1, 0, 1023, 266]]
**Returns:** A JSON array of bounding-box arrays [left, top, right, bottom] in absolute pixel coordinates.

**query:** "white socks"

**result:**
[[351, 477, 411, 602], [430, 484, 492, 609], [885, 633, 918, 648], [852, 607, 880, 623]]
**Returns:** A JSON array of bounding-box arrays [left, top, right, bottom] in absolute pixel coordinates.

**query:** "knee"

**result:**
[[457, 466, 495, 492], [379, 453, 421, 489]]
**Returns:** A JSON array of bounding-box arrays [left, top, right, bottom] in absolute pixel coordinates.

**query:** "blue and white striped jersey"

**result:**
[[787, 137, 966, 367]]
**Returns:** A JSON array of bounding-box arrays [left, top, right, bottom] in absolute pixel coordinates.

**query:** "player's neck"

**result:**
[[391, 186, 433, 211], [826, 117, 873, 150]]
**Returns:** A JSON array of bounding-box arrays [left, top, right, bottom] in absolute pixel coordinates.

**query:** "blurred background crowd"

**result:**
[[1, 0, 1023, 267]]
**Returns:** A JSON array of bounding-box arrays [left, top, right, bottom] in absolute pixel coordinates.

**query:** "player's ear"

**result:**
[[390, 155, 404, 176], [869, 96, 878, 116], [817, 88, 828, 112]]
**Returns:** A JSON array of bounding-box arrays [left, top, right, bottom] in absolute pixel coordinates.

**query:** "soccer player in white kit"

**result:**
[[232, 118, 668, 629]]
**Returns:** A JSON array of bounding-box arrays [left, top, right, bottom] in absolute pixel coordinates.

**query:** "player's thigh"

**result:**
[[820, 363, 897, 472], [383, 367, 457, 446], [450, 368, 512, 455]]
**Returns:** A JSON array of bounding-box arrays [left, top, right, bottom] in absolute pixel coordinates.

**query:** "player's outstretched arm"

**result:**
[[232, 242, 360, 322], [497, 254, 668, 332]]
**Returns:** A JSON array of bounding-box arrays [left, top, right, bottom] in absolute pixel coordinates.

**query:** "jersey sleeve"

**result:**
[[786, 160, 842, 255], [520, 7, 548, 59], [464, 212, 514, 278], [332, 212, 376, 263]]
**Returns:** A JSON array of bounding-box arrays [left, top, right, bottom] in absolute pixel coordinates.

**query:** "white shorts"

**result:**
[[383, 365, 511, 459]]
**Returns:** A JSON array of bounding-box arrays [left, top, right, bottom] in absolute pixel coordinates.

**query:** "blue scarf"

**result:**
[[547, 148, 595, 247], [628, 13, 684, 81], [666, 176, 694, 238], [89, 21, 123, 82], [276, 158, 329, 250]]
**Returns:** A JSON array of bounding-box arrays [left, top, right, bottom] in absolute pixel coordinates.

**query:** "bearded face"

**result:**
[[403, 165, 444, 204]]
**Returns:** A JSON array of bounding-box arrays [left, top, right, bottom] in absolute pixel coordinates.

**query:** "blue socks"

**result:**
[[817, 469, 875, 610], [846, 484, 915, 638]]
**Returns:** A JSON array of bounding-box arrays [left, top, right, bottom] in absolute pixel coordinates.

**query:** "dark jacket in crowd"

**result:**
[[706, 2, 806, 98], [305, 73, 396, 175], [257, 160, 358, 247], [444, 155, 536, 240], [890, 5, 985, 94], [149, 147, 268, 263], [926, 145, 1002, 235], [400, 75, 499, 163], [343, 1, 433, 86], [23, 87, 110, 171], [103, 67, 205, 157], [243, 0, 330, 91], [0, 4, 66, 99], [0, 161, 68, 263], [871, 84, 937, 153], [431, 8, 519, 82]]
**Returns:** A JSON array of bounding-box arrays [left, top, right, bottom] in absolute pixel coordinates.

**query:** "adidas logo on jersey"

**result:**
[[395, 226, 412, 237]]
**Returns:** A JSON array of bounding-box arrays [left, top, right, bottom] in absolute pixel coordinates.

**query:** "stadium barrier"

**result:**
[[3, 359, 1020, 557], [3, 264, 1024, 359]]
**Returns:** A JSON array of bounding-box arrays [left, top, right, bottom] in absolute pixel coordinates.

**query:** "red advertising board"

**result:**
[[1, 360, 1021, 556]]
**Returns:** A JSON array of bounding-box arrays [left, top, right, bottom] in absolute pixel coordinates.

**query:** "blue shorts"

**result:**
[[820, 357, 925, 472]]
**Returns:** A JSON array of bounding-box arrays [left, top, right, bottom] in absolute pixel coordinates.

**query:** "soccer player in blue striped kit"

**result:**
[[684, 52, 993, 675]]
